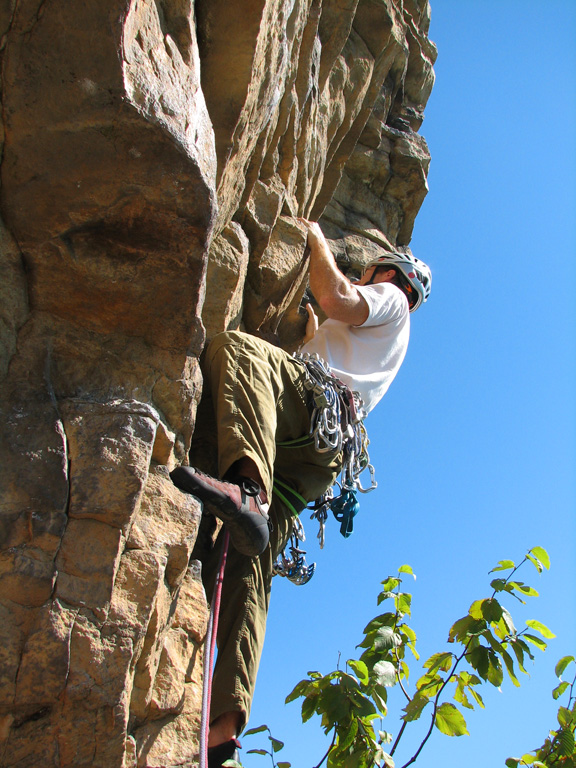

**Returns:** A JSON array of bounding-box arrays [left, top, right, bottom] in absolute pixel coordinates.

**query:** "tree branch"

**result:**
[[312, 731, 336, 768]]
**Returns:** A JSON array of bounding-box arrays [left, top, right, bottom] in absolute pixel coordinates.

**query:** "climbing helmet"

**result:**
[[365, 251, 432, 312]]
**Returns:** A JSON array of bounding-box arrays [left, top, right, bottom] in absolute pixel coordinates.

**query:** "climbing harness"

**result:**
[[272, 352, 377, 586]]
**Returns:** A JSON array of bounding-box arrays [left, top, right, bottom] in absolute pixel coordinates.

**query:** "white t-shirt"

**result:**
[[301, 282, 410, 414]]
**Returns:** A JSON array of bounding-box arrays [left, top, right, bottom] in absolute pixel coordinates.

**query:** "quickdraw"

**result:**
[[297, 351, 377, 494], [272, 517, 315, 585], [273, 353, 377, 586]]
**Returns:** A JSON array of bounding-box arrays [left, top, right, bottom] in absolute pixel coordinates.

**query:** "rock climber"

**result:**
[[170, 218, 432, 768]]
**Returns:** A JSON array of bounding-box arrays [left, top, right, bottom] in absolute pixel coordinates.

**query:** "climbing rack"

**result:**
[[273, 353, 377, 585]]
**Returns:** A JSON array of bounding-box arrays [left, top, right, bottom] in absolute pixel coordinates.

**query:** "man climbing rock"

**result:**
[[170, 219, 432, 767]]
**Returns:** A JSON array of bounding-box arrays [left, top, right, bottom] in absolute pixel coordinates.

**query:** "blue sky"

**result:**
[[244, 2, 576, 766]]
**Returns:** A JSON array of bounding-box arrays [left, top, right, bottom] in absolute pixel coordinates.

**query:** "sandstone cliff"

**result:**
[[0, 1, 435, 765]]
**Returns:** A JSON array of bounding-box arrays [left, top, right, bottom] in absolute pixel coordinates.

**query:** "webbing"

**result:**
[[272, 477, 308, 517]]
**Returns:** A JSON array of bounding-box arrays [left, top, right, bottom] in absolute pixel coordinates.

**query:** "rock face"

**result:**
[[0, 0, 435, 765]]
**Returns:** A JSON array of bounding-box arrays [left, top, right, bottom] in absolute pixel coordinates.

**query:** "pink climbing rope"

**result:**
[[199, 529, 230, 768]]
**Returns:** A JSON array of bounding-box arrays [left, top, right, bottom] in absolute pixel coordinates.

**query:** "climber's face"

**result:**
[[357, 265, 396, 286]]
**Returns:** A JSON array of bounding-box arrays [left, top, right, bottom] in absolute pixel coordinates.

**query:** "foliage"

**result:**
[[281, 547, 553, 768], [227, 724, 291, 768], [506, 656, 576, 767]]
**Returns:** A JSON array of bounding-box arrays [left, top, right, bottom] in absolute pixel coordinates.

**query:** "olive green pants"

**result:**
[[200, 331, 341, 728]]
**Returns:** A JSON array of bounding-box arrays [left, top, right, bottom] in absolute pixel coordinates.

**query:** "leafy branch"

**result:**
[[506, 656, 576, 767], [392, 546, 554, 766], [284, 547, 552, 768], [228, 724, 291, 768]]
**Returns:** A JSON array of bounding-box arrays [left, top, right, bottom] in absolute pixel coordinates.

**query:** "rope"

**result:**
[[199, 529, 230, 768]]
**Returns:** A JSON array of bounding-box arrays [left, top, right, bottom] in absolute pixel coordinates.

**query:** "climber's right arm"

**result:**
[[299, 220, 369, 326]]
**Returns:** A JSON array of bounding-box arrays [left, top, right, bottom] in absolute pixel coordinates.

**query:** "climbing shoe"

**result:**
[[170, 467, 270, 557], [207, 738, 241, 768]]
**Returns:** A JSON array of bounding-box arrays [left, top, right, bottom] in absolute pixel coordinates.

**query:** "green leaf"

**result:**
[[277, 763, 292, 768], [348, 659, 369, 685], [362, 613, 397, 635], [555, 655, 575, 678], [491, 559, 516, 573], [495, 613, 515, 642], [371, 683, 389, 715], [407, 642, 420, 660], [247, 749, 269, 755], [468, 683, 485, 709], [553, 682, 570, 700], [523, 633, 547, 652], [468, 646, 490, 680], [400, 623, 417, 643], [380, 577, 400, 593], [372, 660, 397, 687], [399, 624, 419, 660], [286, 680, 313, 704], [509, 581, 539, 598], [222, 761, 243, 768], [526, 553, 544, 574], [516, 637, 536, 661], [481, 598, 504, 623], [270, 737, 284, 753], [402, 694, 429, 722], [453, 677, 474, 710], [397, 592, 412, 616], [449, 615, 486, 643], [334, 718, 358, 754], [398, 564, 415, 578], [471, 598, 503, 623], [558, 706, 575, 729], [510, 638, 528, 675], [530, 546, 551, 570], [377, 592, 397, 607], [244, 724, 269, 736], [558, 728, 576, 757], [318, 685, 352, 724], [491, 578, 512, 593], [501, 649, 521, 687], [501, 607, 517, 636], [348, 688, 376, 718], [434, 702, 469, 737], [487, 650, 504, 687], [458, 670, 481, 686], [301, 694, 318, 722], [482, 629, 504, 654], [373, 626, 402, 652], [505, 759, 521, 767], [416, 672, 444, 697], [382, 751, 396, 767], [525, 620, 556, 639], [424, 652, 453, 674], [340, 672, 361, 692], [468, 600, 484, 620], [454, 687, 473, 710]]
